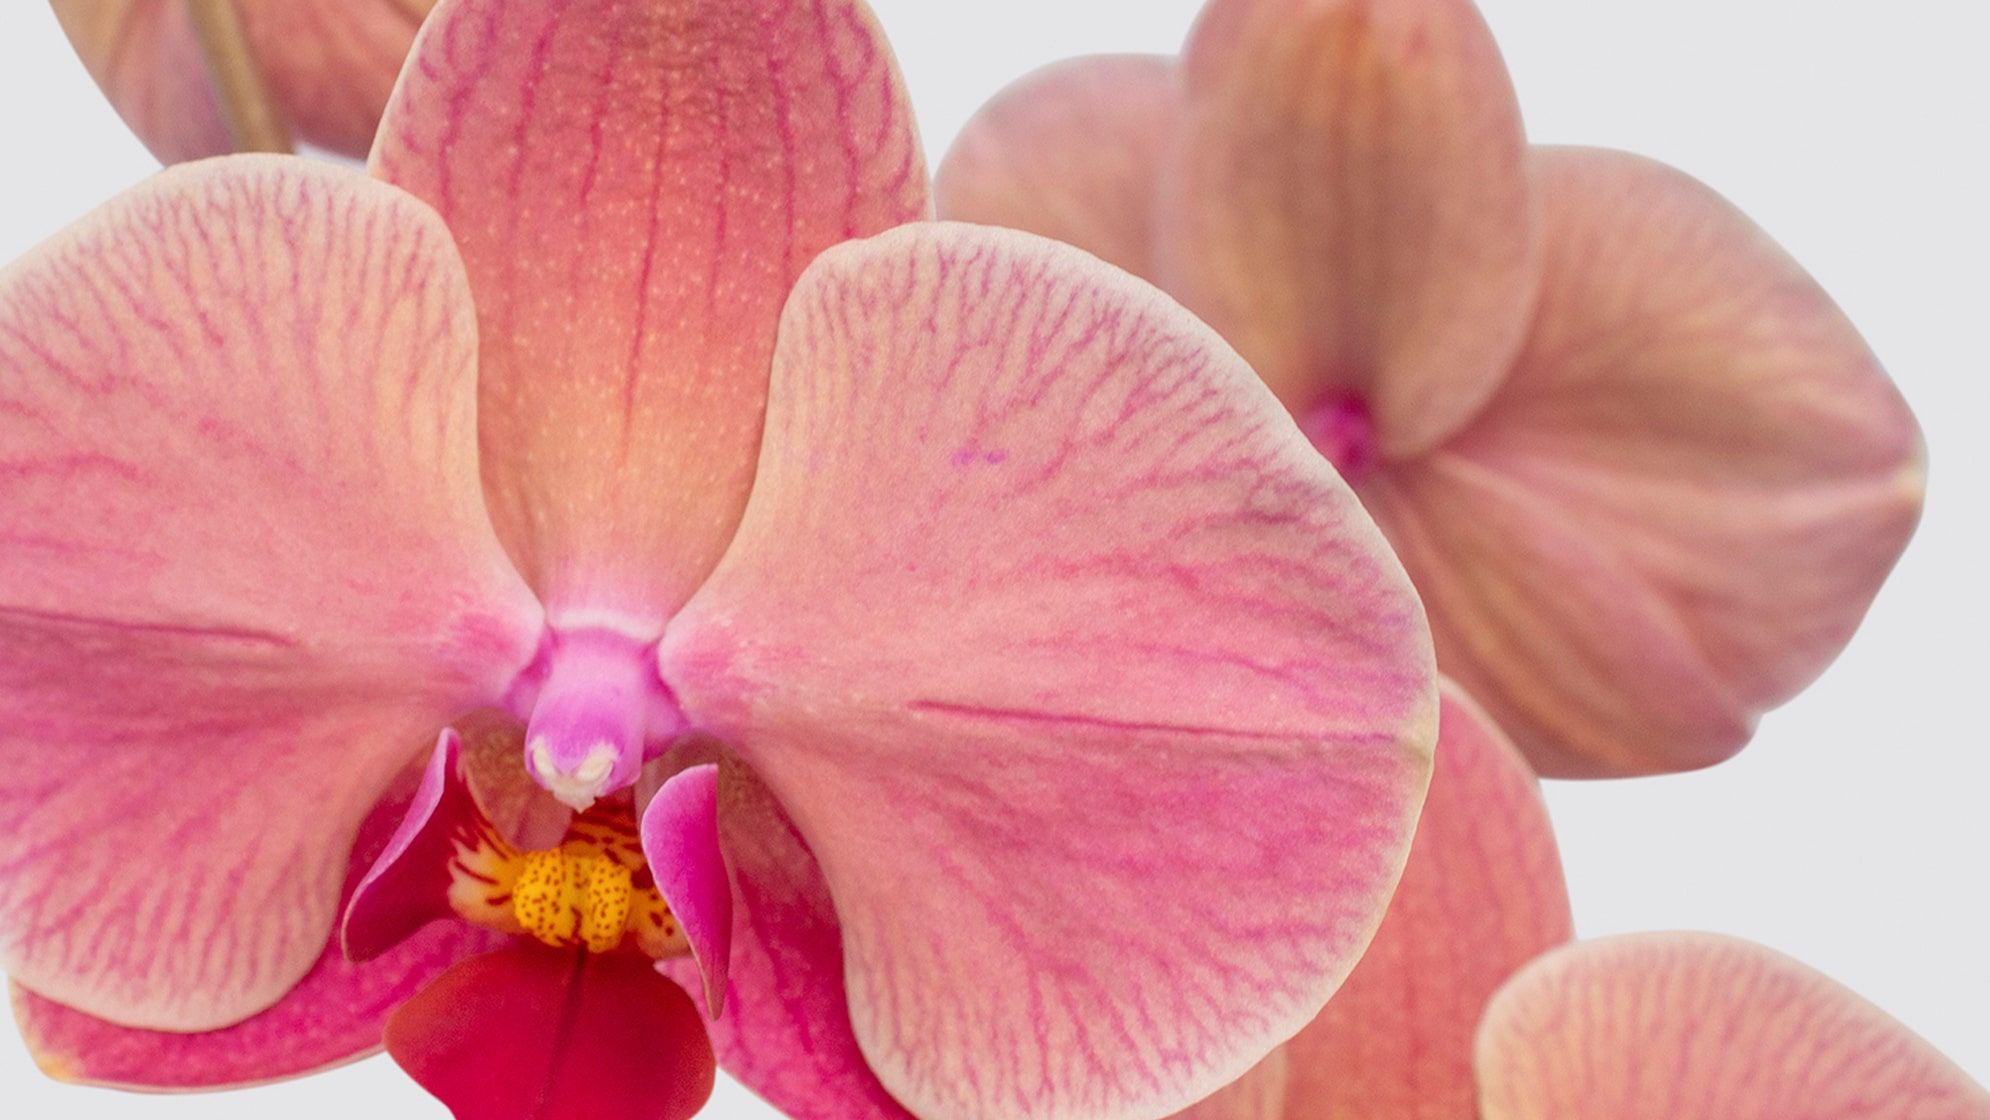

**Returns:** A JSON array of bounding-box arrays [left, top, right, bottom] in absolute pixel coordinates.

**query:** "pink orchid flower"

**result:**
[[51, 0, 436, 161], [1145, 696, 1988, 1120], [1182, 929, 1990, 1119], [936, 0, 1927, 778], [0, 0, 1439, 1117]]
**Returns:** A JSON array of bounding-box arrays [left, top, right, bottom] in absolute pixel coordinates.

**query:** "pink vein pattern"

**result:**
[[371, 0, 930, 626], [0, 157, 540, 1030], [662, 223, 1436, 1120]]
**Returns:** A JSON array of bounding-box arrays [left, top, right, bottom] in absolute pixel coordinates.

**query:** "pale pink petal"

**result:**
[[663, 224, 1437, 1120], [1476, 933, 1990, 1119], [1374, 147, 1925, 777], [1155, 0, 1536, 459], [1222, 683, 1570, 1120], [372, 0, 929, 626], [642, 763, 732, 1016], [11, 777, 503, 1090], [0, 156, 542, 1029], [51, 0, 432, 162], [936, 55, 1181, 279], [669, 761, 916, 1120]]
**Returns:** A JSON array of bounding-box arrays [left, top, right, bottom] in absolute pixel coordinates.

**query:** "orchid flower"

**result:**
[[936, 0, 1927, 778], [51, 0, 435, 161], [0, 0, 1440, 1117], [1180, 929, 1990, 1119], [1170, 682, 1572, 1120]]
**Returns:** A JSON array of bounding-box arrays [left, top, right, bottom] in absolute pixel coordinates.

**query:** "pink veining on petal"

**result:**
[[641, 763, 732, 1017], [1477, 933, 1990, 1120], [12, 772, 504, 1090], [0, 156, 541, 1030], [372, 0, 930, 627], [663, 223, 1435, 1120]]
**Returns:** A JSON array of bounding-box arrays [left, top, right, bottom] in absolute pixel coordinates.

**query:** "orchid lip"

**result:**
[[515, 625, 687, 809]]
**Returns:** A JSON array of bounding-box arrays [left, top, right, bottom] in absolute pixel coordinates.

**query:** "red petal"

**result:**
[[386, 946, 715, 1120]]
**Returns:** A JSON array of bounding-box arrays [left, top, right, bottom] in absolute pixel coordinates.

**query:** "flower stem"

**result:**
[[185, 0, 291, 153]]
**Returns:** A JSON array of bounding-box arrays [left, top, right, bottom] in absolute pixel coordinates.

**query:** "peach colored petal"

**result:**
[[1378, 147, 1925, 777], [52, 0, 431, 162], [1476, 933, 1990, 1119], [372, 0, 929, 627], [0, 156, 542, 1029], [1155, 0, 1536, 458], [1257, 683, 1569, 1120], [663, 223, 1436, 1120], [936, 54, 1181, 279]]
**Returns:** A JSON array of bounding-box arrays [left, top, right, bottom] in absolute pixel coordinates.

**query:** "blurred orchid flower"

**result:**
[[0, 0, 1439, 1117], [937, 0, 1926, 778], [1173, 683, 1573, 1120], [50, 0, 435, 161], [1476, 934, 1990, 1119], [1178, 929, 1990, 1119]]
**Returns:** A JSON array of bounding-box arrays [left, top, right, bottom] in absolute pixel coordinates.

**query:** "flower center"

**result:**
[[448, 803, 687, 960], [516, 625, 688, 810], [1299, 395, 1380, 483]]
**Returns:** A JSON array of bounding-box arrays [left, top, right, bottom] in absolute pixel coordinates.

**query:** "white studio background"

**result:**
[[1, 1, 1985, 1116]]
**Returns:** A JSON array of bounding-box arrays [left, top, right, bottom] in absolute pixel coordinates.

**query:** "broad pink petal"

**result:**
[[936, 55, 1181, 279], [372, 0, 929, 626], [1155, 0, 1536, 457], [670, 761, 915, 1120], [1373, 147, 1925, 777], [1476, 934, 1990, 1119], [11, 777, 503, 1090], [386, 945, 717, 1120], [642, 763, 732, 1017], [1171, 1053, 1288, 1120], [51, 0, 432, 162], [663, 224, 1437, 1120], [0, 156, 542, 1029], [1201, 683, 1570, 1120]]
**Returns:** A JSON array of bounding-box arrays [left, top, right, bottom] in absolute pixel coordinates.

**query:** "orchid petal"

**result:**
[[668, 761, 915, 1119], [0, 156, 542, 1029], [642, 763, 732, 1017], [1171, 1052, 1288, 1120], [372, 0, 929, 626], [344, 731, 494, 963], [936, 55, 1181, 279], [386, 945, 717, 1120], [1155, 0, 1536, 457], [664, 223, 1437, 1120], [1374, 147, 1924, 777], [1476, 933, 1990, 1119], [52, 0, 433, 162], [1231, 683, 1570, 1120], [10, 779, 502, 1090]]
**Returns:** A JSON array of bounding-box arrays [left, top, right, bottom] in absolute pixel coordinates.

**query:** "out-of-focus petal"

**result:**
[[1156, 0, 1536, 457], [11, 777, 503, 1089], [373, 0, 929, 627], [52, 0, 432, 162], [1476, 933, 1990, 1119], [386, 945, 716, 1120], [1377, 147, 1924, 777], [642, 763, 732, 1016], [1250, 683, 1570, 1120], [936, 55, 1180, 279], [668, 761, 915, 1120], [664, 224, 1436, 1120], [0, 156, 542, 1029]]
